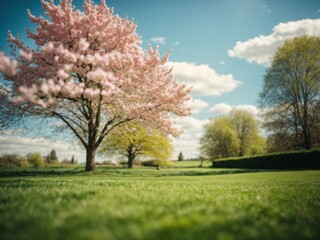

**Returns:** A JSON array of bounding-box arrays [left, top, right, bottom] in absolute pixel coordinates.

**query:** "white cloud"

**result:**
[[228, 19, 320, 65], [150, 37, 166, 45], [209, 103, 233, 115], [210, 103, 259, 117], [262, 4, 271, 13], [234, 105, 260, 116], [0, 135, 86, 162], [172, 116, 209, 159], [219, 60, 226, 65], [173, 41, 180, 46], [186, 98, 209, 114], [168, 61, 241, 96]]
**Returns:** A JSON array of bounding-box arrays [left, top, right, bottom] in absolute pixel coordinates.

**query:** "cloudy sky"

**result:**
[[1, 0, 320, 161]]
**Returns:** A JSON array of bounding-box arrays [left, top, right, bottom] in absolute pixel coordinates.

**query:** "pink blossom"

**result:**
[[0, 0, 191, 171], [0, 52, 18, 76], [87, 68, 115, 83], [19, 49, 33, 61], [57, 69, 70, 79], [78, 38, 90, 51]]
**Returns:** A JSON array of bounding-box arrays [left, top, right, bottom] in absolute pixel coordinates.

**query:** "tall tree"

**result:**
[[229, 109, 264, 156], [0, 0, 190, 171], [200, 111, 265, 159], [260, 35, 320, 151], [99, 123, 173, 168]]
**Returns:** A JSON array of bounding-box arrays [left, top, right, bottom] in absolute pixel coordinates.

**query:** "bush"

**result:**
[[27, 153, 45, 169], [0, 154, 21, 167], [0, 154, 25, 167], [96, 160, 117, 166], [212, 149, 320, 169], [141, 159, 172, 168]]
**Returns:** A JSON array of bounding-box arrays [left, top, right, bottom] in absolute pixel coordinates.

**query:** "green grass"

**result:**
[[0, 166, 319, 240], [170, 160, 212, 168]]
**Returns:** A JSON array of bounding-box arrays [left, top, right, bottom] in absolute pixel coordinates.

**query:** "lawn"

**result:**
[[0, 166, 319, 240]]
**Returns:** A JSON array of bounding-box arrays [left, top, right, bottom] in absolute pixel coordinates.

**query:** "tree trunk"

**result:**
[[304, 128, 311, 150], [127, 145, 135, 168], [128, 155, 134, 168], [85, 147, 96, 172]]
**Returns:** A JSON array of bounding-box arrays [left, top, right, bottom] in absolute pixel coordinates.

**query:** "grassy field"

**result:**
[[0, 166, 319, 240]]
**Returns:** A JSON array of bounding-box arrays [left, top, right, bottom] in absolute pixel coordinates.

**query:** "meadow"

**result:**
[[0, 163, 319, 240]]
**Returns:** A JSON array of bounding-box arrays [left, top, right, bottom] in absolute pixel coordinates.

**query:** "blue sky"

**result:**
[[1, 0, 320, 161]]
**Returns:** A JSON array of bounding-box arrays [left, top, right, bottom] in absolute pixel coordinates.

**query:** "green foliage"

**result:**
[[27, 153, 44, 169], [201, 110, 266, 160], [229, 109, 265, 156], [260, 35, 320, 151], [0, 154, 28, 167], [50, 149, 58, 162], [100, 123, 173, 167], [201, 116, 239, 159], [212, 149, 320, 169], [178, 152, 184, 161], [0, 168, 320, 240], [171, 160, 212, 168], [141, 159, 173, 168]]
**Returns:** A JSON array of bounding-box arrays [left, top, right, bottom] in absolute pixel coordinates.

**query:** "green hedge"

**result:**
[[212, 149, 320, 169]]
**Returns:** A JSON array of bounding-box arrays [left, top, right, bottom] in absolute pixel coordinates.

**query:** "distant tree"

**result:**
[[200, 110, 265, 159], [198, 156, 205, 168], [71, 155, 75, 165], [27, 153, 44, 169], [178, 152, 184, 161], [61, 158, 71, 164], [45, 154, 50, 164], [229, 109, 265, 156], [50, 149, 58, 163], [0, 154, 25, 167], [201, 116, 239, 159], [99, 123, 173, 168], [260, 35, 320, 151]]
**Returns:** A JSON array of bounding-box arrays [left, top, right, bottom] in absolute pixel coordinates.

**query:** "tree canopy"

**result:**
[[200, 109, 265, 159], [99, 123, 173, 168], [260, 35, 320, 151], [0, 0, 190, 171]]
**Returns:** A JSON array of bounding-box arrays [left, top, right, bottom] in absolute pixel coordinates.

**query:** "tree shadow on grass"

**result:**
[[157, 169, 266, 177], [0, 166, 299, 178], [0, 167, 85, 177]]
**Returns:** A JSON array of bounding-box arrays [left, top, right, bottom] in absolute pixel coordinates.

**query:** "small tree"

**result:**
[[201, 116, 239, 159], [200, 110, 265, 159], [229, 109, 265, 157], [45, 154, 50, 164], [178, 152, 184, 161], [71, 155, 75, 165], [100, 123, 173, 168], [50, 149, 58, 161], [27, 153, 44, 169]]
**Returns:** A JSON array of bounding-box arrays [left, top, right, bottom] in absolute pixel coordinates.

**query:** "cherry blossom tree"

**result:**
[[0, 0, 190, 171]]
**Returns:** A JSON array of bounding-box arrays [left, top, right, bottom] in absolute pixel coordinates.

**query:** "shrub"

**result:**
[[212, 149, 320, 169], [0, 154, 25, 167], [141, 159, 172, 168], [27, 153, 45, 169], [96, 160, 117, 166]]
